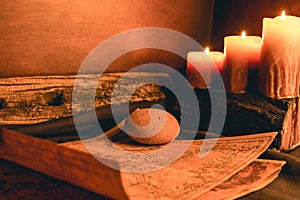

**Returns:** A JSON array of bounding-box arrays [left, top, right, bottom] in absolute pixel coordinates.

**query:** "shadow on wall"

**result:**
[[212, 0, 300, 50]]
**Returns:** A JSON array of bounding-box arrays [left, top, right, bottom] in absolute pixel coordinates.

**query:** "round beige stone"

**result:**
[[124, 108, 180, 145]]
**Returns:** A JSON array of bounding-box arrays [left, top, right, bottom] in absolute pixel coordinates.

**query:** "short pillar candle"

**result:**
[[222, 31, 262, 93], [186, 48, 224, 89]]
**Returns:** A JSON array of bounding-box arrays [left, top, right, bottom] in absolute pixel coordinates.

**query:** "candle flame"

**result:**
[[241, 31, 246, 39], [204, 47, 210, 54], [281, 10, 286, 20]]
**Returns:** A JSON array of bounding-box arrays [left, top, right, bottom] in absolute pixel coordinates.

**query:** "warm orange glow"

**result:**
[[241, 31, 246, 39], [205, 47, 210, 54], [281, 10, 286, 20]]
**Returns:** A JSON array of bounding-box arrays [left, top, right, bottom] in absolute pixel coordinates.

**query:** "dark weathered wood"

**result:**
[[181, 89, 300, 151], [5, 100, 166, 142], [0, 73, 168, 125]]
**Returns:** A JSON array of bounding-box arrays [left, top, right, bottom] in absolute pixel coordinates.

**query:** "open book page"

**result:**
[[197, 159, 286, 200], [62, 132, 277, 199]]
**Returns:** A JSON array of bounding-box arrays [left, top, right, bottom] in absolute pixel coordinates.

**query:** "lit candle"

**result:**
[[206, 47, 224, 72], [222, 31, 262, 93], [186, 47, 224, 88], [259, 11, 300, 98]]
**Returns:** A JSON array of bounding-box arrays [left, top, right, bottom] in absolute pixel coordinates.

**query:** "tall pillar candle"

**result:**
[[259, 11, 300, 98], [186, 48, 224, 89], [223, 31, 262, 93]]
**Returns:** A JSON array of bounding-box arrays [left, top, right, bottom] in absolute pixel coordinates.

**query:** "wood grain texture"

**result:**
[[0, 159, 106, 199], [181, 89, 300, 151], [0, 73, 168, 125], [0, 0, 213, 77], [5, 100, 166, 141], [0, 128, 128, 200]]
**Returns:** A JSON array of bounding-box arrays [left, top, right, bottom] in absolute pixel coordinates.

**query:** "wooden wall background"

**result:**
[[212, 0, 300, 50], [0, 0, 213, 77]]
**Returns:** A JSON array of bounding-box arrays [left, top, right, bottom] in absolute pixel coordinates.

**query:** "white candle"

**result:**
[[224, 31, 262, 68], [186, 47, 224, 88], [222, 31, 262, 93], [259, 11, 300, 98]]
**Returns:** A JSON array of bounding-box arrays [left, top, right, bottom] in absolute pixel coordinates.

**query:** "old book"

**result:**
[[0, 127, 277, 199], [197, 159, 286, 200], [0, 158, 284, 200], [0, 73, 169, 125], [187, 89, 300, 151]]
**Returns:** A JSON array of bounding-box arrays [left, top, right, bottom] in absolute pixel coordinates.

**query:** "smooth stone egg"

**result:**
[[123, 108, 180, 145]]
